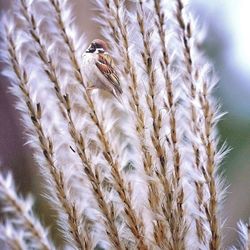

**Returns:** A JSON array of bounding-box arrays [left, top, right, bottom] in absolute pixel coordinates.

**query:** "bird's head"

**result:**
[[86, 39, 108, 54]]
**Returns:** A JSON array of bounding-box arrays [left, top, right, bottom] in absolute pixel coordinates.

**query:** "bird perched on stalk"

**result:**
[[82, 39, 123, 101]]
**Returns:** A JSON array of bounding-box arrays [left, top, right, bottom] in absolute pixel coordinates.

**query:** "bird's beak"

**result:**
[[86, 45, 91, 53], [86, 44, 95, 53]]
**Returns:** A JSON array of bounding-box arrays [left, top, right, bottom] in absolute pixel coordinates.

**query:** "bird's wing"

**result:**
[[95, 53, 122, 94]]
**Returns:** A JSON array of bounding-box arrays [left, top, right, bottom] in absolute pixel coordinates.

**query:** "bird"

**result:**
[[81, 39, 123, 101]]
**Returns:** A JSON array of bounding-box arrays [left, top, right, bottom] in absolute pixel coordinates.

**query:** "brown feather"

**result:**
[[92, 39, 108, 51], [96, 53, 122, 95]]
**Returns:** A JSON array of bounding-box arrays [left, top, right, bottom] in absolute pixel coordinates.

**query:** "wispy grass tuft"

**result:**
[[0, 0, 245, 249]]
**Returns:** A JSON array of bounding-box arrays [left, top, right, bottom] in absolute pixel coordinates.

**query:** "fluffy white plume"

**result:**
[[0, 0, 233, 249], [0, 172, 54, 250], [230, 220, 250, 250]]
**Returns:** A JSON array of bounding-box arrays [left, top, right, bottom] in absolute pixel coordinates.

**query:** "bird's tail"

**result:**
[[112, 87, 124, 105]]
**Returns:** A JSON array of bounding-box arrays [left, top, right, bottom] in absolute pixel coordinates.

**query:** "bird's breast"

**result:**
[[82, 53, 101, 86], [82, 54, 95, 77]]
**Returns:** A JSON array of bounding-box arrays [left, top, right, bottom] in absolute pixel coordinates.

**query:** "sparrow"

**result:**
[[81, 39, 123, 101]]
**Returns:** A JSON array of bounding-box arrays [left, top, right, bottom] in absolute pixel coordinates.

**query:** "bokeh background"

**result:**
[[0, 0, 249, 248]]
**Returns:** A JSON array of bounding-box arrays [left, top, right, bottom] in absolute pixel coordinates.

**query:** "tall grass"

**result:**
[[0, 0, 247, 249]]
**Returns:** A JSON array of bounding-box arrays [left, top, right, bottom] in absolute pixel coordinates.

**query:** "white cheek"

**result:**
[[96, 48, 104, 53]]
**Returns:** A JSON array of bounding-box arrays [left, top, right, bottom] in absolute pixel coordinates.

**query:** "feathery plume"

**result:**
[[173, 0, 226, 248], [0, 223, 28, 250], [1, 16, 90, 248], [231, 220, 250, 250], [0, 172, 54, 250], [0, 0, 231, 249]]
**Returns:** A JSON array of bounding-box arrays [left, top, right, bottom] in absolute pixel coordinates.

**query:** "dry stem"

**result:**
[[18, 0, 123, 248], [6, 29, 86, 249], [153, 1, 187, 248], [175, 0, 220, 248], [104, 0, 154, 182], [136, 3, 170, 247], [0, 176, 52, 250], [49, 0, 148, 248]]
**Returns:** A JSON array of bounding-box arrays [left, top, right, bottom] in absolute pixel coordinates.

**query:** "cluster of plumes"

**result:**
[[0, 0, 246, 249], [0, 173, 55, 249]]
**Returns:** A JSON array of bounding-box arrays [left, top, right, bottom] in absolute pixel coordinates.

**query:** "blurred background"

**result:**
[[0, 0, 249, 248]]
